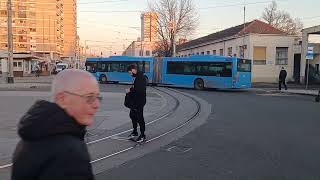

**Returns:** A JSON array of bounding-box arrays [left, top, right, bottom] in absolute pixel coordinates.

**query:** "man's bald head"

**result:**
[[51, 69, 98, 98], [51, 69, 100, 126]]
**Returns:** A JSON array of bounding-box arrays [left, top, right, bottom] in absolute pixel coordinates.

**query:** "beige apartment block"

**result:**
[[62, 0, 77, 62], [0, 0, 77, 76], [0, 0, 64, 57], [141, 12, 158, 42]]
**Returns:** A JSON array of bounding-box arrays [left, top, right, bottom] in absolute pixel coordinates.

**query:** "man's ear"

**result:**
[[54, 92, 66, 108]]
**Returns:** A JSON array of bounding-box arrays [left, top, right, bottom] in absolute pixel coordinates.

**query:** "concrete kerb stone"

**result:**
[[0, 83, 51, 89], [281, 89, 319, 96]]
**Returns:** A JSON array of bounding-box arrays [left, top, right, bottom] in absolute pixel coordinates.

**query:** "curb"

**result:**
[[0, 83, 51, 89]]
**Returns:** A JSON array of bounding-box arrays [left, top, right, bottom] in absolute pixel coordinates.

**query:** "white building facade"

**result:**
[[177, 20, 298, 83], [122, 41, 154, 57]]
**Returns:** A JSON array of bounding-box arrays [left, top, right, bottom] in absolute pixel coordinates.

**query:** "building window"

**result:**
[[212, 50, 216, 55], [13, 62, 18, 67], [25, 61, 29, 72], [146, 50, 150, 56], [206, 51, 210, 55], [239, 45, 247, 58], [219, 49, 223, 56], [201, 52, 205, 55], [276, 47, 288, 65], [227, 47, 232, 56], [196, 52, 199, 55], [253, 46, 267, 65], [0, 10, 7, 16]]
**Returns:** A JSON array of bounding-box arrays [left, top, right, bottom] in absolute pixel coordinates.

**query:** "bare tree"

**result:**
[[149, 0, 198, 57], [262, 1, 303, 35]]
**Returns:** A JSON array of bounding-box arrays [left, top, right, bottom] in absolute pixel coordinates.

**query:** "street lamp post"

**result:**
[[7, 0, 14, 83]]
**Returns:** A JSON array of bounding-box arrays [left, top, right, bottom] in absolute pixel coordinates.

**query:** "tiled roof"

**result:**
[[178, 19, 286, 51]]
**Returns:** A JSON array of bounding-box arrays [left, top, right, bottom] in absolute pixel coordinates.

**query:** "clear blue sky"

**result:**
[[77, 0, 320, 55]]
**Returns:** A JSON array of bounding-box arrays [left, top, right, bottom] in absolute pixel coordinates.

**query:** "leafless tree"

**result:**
[[148, 0, 198, 57], [262, 1, 303, 35]]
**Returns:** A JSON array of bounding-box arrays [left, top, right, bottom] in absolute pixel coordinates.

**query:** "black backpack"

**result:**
[[124, 92, 135, 109]]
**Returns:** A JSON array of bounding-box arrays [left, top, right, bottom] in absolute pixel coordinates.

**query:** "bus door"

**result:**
[[233, 59, 252, 88]]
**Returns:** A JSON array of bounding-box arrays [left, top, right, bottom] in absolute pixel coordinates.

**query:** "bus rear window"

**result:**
[[237, 59, 251, 72]]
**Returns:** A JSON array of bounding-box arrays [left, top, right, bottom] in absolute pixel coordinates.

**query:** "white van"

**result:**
[[56, 63, 69, 73]]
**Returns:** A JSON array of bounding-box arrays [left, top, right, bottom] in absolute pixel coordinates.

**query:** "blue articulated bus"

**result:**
[[85, 55, 251, 89], [85, 56, 154, 84], [158, 55, 251, 90]]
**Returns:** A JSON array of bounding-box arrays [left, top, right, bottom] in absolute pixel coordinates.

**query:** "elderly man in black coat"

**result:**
[[11, 69, 101, 180]]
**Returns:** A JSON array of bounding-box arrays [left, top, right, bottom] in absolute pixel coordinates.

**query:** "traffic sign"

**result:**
[[306, 46, 314, 60]]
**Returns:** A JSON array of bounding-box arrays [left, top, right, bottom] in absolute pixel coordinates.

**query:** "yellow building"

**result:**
[[61, 0, 77, 62], [141, 12, 158, 42], [0, 0, 64, 58], [0, 0, 76, 59], [0, 0, 77, 76]]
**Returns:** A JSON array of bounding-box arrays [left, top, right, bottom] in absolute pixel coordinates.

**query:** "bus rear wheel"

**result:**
[[194, 79, 204, 90], [100, 75, 107, 84]]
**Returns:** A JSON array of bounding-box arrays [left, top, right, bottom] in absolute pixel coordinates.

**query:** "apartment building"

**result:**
[[61, 0, 77, 62], [123, 12, 158, 57], [0, 0, 64, 56], [0, 0, 77, 76], [141, 12, 158, 42]]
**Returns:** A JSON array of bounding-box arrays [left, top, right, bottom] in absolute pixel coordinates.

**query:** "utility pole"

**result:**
[[49, 16, 51, 62], [84, 40, 87, 60], [42, 13, 45, 60], [172, 16, 176, 57], [241, 0, 246, 58], [7, 0, 14, 83]]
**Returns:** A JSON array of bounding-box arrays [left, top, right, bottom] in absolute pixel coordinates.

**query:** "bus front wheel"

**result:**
[[100, 75, 107, 84], [194, 79, 204, 90]]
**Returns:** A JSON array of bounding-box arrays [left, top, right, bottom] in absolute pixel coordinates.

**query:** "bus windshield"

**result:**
[[237, 59, 251, 72], [85, 62, 97, 73]]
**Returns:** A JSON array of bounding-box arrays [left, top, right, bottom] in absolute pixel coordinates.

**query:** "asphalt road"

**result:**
[[1, 84, 319, 180], [96, 86, 320, 180]]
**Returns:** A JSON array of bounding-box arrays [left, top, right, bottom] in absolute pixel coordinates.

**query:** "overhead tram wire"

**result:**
[[198, 0, 288, 10]]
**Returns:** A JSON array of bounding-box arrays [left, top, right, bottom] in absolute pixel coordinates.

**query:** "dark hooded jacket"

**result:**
[[129, 71, 147, 109], [11, 100, 94, 180], [279, 69, 287, 81]]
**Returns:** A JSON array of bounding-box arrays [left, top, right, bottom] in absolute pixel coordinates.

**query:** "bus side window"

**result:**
[[119, 62, 126, 72], [145, 62, 150, 72], [111, 62, 120, 72], [224, 63, 232, 77]]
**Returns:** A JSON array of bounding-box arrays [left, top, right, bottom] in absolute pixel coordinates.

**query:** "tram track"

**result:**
[[0, 87, 201, 171], [89, 87, 202, 165]]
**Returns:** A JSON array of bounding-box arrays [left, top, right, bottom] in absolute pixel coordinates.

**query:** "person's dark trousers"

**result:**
[[279, 80, 287, 90], [129, 108, 145, 136]]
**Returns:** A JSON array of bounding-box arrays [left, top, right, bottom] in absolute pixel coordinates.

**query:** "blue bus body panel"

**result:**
[[233, 58, 252, 89], [161, 56, 236, 89], [86, 56, 154, 83], [234, 72, 251, 88]]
